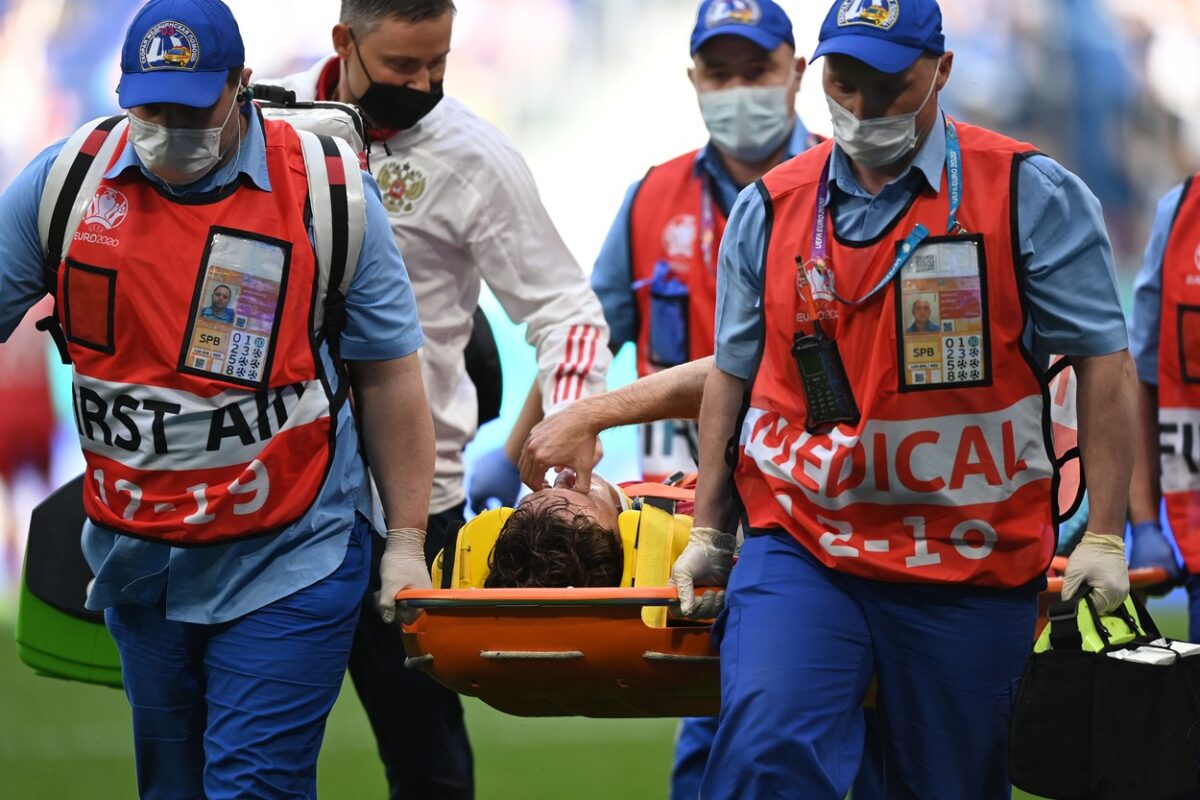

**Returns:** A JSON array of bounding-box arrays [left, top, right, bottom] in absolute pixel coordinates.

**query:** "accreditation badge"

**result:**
[[895, 234, 990, 391], [179, 228, 292, 389]]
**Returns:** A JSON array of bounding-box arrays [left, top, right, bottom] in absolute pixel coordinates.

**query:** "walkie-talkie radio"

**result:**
[[793, 331, 859, 434]]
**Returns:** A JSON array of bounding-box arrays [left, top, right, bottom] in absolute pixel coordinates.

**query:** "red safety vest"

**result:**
[[59, 119, 337, 545], [628, 151, 725, 378], [1157, 175, 1200, 570], [734, 123, 1056, 588]]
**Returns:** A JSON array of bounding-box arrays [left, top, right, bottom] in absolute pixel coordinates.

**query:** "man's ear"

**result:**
[[687, 64, 698, 90], [935, 51, 954, 91], [332, 23, 353, 60]]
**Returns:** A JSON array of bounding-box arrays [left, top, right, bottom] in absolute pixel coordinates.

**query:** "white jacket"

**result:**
[[269, 58, 611, 513]]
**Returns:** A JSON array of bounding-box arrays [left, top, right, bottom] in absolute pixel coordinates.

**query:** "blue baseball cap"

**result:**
[[690, 0, 795, 56], [118, 0, 245, 109], [812, 0, 945, 75]]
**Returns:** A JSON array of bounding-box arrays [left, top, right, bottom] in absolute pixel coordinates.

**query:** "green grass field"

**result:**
[[1, 597, 1188, 799]]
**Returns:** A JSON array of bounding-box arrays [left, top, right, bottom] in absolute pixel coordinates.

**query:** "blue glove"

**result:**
[[468, 447, 522, 513], [1128, 520, 1183, 582]]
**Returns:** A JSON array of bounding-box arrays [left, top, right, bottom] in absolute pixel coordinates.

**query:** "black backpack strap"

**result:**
[[36, 114, 127, 364]]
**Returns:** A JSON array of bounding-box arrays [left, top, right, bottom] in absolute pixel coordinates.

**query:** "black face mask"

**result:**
[[350, 32, 444, 131]]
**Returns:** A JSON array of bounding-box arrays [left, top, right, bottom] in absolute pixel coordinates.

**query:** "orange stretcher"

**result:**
[[398, 508, 1172, 720]]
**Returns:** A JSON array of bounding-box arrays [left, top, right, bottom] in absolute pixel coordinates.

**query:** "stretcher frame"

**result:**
[[397, 564, 1170, 719]]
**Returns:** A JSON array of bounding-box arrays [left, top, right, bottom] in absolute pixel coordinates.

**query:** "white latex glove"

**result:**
[[1062, 531, 1130, 613], [376, 527, 431, 624], [670, 526, 736, 618]]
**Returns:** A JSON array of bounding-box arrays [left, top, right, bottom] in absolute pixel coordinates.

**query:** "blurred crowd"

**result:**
[[1, 0, 1200, 592], [942, 0, 1200, 264]]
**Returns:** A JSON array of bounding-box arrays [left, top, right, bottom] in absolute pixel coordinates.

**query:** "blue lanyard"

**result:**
[[700, 179, 717, 274], [809, 119, 964, 307]]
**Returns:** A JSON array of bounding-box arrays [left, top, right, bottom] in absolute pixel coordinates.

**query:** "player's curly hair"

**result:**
[[485, 497, 623, 589]]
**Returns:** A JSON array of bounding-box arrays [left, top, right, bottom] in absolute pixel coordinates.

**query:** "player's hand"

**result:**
[[1128, 520, 1182, 582], [468, 447, 522, 513], [376, 527, 431, 624], [519, 408, 603, 493], [1062, 531, 1130, 613], [671, 526, 736, 618]]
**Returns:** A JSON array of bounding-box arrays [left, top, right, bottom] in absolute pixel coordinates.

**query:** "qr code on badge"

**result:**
[[911, 253, 937, 273], [913, 372, 925, 384], [193, 357, 206, 368]]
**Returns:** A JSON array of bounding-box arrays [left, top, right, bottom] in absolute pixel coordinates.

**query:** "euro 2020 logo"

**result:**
[[83, 187, 129, 231]]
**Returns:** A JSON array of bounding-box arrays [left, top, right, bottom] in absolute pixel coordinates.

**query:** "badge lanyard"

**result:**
[[700, 178, 717, 275], [807, 119, 965, 309]]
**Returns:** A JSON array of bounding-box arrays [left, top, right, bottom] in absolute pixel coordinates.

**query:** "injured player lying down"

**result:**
[[484, 469, 630, 589], [486, 357, 711, 590]]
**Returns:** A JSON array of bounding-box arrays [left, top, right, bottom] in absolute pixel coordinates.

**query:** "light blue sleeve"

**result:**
[[1130, 184, 1185, 385], [0, 140, 67, 342], [589, 180, 642, 350], [338, 172, 425, 361], [1016, 154, 1129, 361], [713, 183, 769, 379]]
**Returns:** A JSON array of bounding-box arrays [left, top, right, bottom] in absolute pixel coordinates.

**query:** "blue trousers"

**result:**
[[670, 716, 716, 800], [700, 533, 1038, 800], [105, 517, 369, 800], [670, 710, 887, 798]]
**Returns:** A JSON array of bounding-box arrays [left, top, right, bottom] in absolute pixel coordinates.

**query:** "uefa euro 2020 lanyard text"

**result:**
[[792, 119, 965, 433]]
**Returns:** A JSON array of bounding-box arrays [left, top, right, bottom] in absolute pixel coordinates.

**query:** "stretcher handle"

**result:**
[[1044, 566, 1169, 596], [394, 586, 718, 609]]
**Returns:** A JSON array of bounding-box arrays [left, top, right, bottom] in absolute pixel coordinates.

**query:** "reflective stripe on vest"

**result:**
[[1157, 175, 1200, 569], [60, 119, 336, 545], [734, 123, 1055, 588]]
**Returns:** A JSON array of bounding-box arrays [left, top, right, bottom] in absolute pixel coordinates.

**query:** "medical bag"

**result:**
[[1010, 593, 1200, 799], [16, 475, 122, 687]]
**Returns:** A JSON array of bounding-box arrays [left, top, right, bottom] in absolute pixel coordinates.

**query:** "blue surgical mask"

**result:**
[[698, 84, 794, 163]]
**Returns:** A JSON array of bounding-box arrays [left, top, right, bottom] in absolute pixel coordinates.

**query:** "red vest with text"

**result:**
[[1157, 176, 1200, 570], [735, 124, 1055, 588], [629, 151, 725, 377], [58, 119, 336, 545]]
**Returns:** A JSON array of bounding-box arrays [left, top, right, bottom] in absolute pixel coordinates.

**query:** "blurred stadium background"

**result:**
[[1, 0, 1198, 796]]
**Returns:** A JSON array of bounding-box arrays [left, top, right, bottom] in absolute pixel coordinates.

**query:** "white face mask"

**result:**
[[698, 83, 794, 163], [826, 63, 940, 169], [128, 92, 240, 185]]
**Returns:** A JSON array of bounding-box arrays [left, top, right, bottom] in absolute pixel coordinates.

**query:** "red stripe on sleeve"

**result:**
[[553, 325, 580, 405], [572, 327, 601, 400]]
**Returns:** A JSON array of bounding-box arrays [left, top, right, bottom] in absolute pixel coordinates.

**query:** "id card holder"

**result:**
[[895, 234, 991, 391], [793, 333, 859, 434], [178, 227, 292, 390]]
